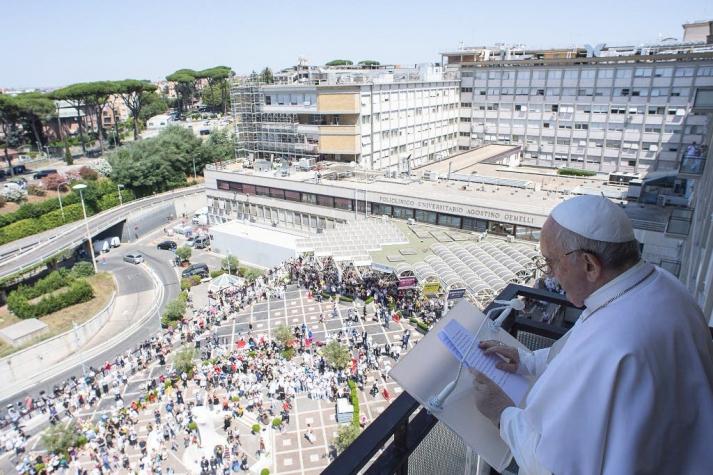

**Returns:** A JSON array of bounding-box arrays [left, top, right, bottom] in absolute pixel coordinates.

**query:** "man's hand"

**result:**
[[479, 340, 519, 373], [471, 369, 515, 427]]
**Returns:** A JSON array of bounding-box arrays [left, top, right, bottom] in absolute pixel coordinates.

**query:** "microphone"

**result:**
[[427, 380, 457, 412]]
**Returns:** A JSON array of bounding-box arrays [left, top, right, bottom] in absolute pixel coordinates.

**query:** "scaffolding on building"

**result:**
[[230, 77, 318, 167]]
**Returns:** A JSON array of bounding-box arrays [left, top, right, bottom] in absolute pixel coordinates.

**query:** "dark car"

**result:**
[[157, 240, 177, 251], [181, 263, 209, 279], [11, 165, 27, 175], [32, 169, 57, 179]]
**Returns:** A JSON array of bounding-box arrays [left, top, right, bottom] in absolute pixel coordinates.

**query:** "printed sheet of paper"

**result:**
[[438, 319, 529, 405], [390, 300, 534, 473]]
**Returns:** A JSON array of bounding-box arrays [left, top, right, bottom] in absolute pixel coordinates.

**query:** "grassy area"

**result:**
[[0, 272, 115, 358]]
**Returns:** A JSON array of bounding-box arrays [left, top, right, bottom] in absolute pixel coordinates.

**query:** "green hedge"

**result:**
[[348, 380, 360, 428], [210, 269, 225, 279], [8, 279, 94, 319], [364, 296, 374, 305], [339, 295, 353, 303], [557, 167, 597, 177], [0, 179, 135, 246]]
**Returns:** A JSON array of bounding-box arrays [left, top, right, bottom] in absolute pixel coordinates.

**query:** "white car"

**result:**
[[123, 253, 144, 264]]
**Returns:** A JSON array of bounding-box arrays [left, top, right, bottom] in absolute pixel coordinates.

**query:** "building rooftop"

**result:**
[[208, 145, 631, 226]]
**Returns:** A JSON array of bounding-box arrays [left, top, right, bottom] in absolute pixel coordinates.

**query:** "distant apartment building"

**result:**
[[231, 65, 460, 171], [443, 21, 713, 173]]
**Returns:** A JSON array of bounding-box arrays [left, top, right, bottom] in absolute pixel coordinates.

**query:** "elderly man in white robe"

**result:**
[[473, 195, 713, 474]]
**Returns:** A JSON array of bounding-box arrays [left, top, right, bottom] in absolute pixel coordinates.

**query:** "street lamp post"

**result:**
[[191, 156, 197, 181], [73, 183, 98, 274], [56, 181, 69, 222], [117, 184, 125, 206]]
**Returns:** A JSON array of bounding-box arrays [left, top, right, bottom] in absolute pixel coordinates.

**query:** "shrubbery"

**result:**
[[6, 263, 97, 319], [161, 297, 187, 327], [0, 179, 135, 245], [557, 167, 597, 177]]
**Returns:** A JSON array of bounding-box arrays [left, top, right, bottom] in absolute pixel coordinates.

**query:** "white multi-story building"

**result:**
[[443, 21, 713, 173], [232, 65, 460, 171]]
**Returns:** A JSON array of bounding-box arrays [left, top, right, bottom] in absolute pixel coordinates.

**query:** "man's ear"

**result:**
[[583, 252, 602, 281]]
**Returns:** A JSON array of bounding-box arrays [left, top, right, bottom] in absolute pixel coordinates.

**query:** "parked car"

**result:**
[[193, 236, 210, 249], [32, 169, 57, 179], [11, 165, 27, 175], [181, 263, 209, 279], [123, 253, 144, 264], [109, 237, 121, 248], [93, 240, 110, 254], [157, 240, 177, 251], [186, 237, 195, 247]]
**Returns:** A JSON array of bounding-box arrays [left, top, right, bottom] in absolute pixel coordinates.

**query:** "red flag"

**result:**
[[236, 340, 246, 349]]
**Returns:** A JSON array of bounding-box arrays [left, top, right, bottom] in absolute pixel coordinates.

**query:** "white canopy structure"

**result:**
[[296, 219, 408, 265], [413, 241, 539, 308], [208, 273, 244, 293]]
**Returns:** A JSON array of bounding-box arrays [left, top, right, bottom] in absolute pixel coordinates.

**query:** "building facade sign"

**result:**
[[372, 193, 545, 227]]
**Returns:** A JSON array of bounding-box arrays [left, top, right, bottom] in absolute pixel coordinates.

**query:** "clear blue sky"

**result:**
[[3, 0, 712, 89]]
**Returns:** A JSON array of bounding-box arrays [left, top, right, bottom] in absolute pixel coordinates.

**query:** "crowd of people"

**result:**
[[2, 255, 446, 474]]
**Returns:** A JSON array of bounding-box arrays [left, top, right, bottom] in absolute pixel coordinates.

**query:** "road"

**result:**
[[0, 245, 179, 409], [0, 186, 203, 278]]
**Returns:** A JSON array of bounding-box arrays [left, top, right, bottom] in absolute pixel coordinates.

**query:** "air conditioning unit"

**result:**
[[506, 235, 515, 243]]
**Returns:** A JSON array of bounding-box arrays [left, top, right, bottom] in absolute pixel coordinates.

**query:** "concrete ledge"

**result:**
[[0, 319, 49, 347]]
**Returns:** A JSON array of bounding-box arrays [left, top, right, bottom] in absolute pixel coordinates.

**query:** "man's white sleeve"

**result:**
[[500, 407, 552, 475], [516, 348, 549, 378]]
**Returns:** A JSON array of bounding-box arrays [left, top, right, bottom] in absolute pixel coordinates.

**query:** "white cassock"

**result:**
[[500, 261, 713, 474]]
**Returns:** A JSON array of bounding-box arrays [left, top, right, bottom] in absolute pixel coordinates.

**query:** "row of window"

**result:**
[[467, 103, 687, 116], [215, 180, 541, 241], [462, 86, 692, 98], [460, 66, 713, 81]]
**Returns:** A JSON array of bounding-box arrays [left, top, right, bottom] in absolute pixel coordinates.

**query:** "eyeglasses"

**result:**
[[535, 249, 591, 275]]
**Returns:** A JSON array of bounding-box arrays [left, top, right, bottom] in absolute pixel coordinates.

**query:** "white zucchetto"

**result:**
[[550, 195, 635, 243]]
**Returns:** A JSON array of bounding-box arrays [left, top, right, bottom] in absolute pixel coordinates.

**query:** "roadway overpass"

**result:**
[[0, 186, 205, 279]]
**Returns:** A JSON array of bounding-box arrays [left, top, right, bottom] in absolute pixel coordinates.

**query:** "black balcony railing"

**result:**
[[323, 284, 576, 475]]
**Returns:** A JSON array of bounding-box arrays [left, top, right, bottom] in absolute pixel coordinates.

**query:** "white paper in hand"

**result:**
[[390, 300, 534, 473], [438, 320, 529, 405]]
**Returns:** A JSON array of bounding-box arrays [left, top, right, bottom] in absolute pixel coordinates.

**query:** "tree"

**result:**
[[221, 255, 239, 274], [199, 66, 232, 113], [41, 421, 87, 456], [166, 69, 198, 117], [176, 246, 192, 263], [274, 324, 294, 348], [334, 424, 361, 453], [81, 81, 118, 155], [163, 297, 186, 323], [326, 59, 353, 66], [197, 128, 234, 169], [108, 126, 210, 196], [323, 341, 351, 370], [14, 93, 55, 154], [174, 346, 196, 376], [115, 79, 157, 140], [260, 67, 274, 84], [51, 83, 92, 155], [358, 60, 380, 66], [0, 95, 22, 175], [138, 92, 169, 123]]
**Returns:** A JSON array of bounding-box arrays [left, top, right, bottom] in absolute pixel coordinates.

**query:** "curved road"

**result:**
[[0, 186, 203, 278], [0, 246, 179, 408]]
